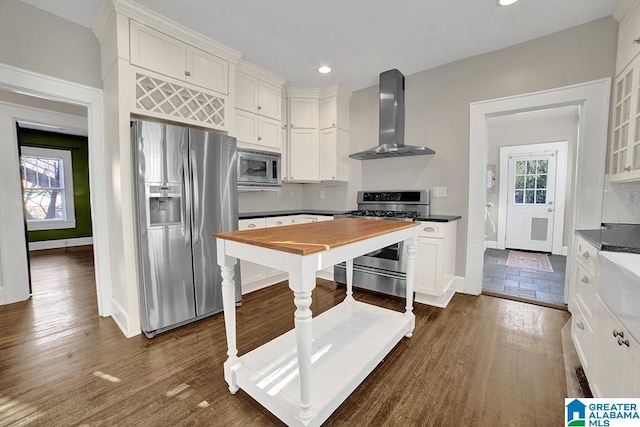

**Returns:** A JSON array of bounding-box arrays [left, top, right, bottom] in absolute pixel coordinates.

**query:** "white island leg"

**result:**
[[344, 258, 355, 302], [218, 249, 240, 394], [404, 237, 416, 337]]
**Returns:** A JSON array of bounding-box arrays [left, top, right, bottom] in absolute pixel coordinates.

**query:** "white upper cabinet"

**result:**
[[130, 20, 229, 95], [289, 97, 318, 129], [617, 1, 640, 75], [236, 71, 281, 120], [186, 47, 229, 95], [319, 94, 350, 130], [234, 61, 285, 150]]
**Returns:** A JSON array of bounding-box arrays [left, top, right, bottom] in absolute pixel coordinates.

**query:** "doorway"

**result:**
[[466, 79, 610, 305], [0, 63, 110, 320]]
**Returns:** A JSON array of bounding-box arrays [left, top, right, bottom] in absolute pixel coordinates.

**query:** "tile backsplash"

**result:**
[[602, 176, 640, 224]]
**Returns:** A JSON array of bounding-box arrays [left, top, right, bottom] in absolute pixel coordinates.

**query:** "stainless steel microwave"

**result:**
[[237, 148, 281, 188]]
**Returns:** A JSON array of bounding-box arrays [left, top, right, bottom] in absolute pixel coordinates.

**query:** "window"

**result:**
[[513, 159, 548, 205], [20, 146, 75, 231]]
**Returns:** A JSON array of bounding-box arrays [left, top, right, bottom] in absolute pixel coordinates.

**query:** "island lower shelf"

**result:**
[[233, 300, 413, 427]]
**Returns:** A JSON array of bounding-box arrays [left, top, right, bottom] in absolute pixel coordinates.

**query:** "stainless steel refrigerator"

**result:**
[[132, 119, 240, 338]]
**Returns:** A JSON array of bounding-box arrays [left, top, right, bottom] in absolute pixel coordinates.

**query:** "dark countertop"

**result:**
[[239, 210, 344, 219], [576, 223, 640, 254], [239, 210, 462, 222], [416, 215, 462, 223]]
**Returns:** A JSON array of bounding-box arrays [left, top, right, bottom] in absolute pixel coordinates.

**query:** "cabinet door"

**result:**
[[415, 237, 443, 296], [186, 46, 228, 95], [258, 117, 281, 150], [592, 308, 632, 397], [610, 60, 640, 182], [130, 20, 186, 81], [289, 128, 318, 181], [319, 128, 349, 181], [258, 81, 281, 120], [290, 97, 318, 129], [319, 97, 337, 130], [616, 1, 640, 73], [235, 110, 259, 145], [319, 128, 337, 180], [238, 219, 267, 286], [236, 72, 258, 113]]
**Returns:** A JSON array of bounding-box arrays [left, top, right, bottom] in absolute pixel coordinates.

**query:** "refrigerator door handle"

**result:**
[[190, 149, 200, 245], [183, 148, 192, 247]]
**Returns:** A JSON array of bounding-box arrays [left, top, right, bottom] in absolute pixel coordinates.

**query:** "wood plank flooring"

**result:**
[[0, 249, 571, 426]]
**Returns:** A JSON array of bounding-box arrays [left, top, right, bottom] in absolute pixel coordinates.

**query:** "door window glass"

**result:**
[[513, 159, 548, 205]]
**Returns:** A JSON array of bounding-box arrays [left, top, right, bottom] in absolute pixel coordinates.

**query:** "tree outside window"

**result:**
[[20, 146, 76, 230]]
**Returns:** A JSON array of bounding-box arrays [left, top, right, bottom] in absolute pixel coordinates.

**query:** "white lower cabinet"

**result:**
[[238, 218, 267, 290], [238, 214, 332, 293], [591, 302, 640, 397], [571, 303, 594, 377], [414, 221, 458, 308]]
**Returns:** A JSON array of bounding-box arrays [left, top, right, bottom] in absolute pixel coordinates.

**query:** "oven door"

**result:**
[[355, 240, 407, 273]]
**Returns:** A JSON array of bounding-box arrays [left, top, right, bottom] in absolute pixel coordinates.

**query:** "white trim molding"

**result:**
[[29, 237, 93, 251], [466, 78, 611, 300], [0, 63, 112, 319]]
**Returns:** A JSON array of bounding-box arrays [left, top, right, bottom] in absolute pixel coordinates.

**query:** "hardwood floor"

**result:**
[[0, 249, 571, 426]]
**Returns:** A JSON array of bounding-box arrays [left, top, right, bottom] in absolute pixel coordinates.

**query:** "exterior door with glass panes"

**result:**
[[505, 153, 556, 252]]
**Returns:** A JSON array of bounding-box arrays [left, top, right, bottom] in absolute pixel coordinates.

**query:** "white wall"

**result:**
[[486, 106, 578, 246], [0, 0, 102, 89], [319, 16, 618, 276]]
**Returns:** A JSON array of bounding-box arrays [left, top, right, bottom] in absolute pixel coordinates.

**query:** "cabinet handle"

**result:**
[[275, 221, 282, 225], [185, 70, 191, 77], [332, 123, 336, 127], [290, 123, 294, 128], [625, 166, 632, 172], [634, 38, 640, 44], [247, 223, 256, 229], [257, 136, 262, 141], [576, 321, 584, 330], [283, 124, 288, 128], [423, 227, 436, 232], [618, 337, 630, 347], [582, 251, 590, 259], [580, 275, 589, 284], [257, 105, 262, 110], [613, 329, 625, 338]]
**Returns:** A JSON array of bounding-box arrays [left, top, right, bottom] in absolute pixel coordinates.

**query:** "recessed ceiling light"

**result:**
[[318, 66, 332, 74], [497, 0, 519, 6]]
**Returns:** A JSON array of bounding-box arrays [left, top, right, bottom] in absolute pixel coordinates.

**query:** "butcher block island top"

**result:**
[[214, 217, 419, 255], [214, 218, 419, 427]]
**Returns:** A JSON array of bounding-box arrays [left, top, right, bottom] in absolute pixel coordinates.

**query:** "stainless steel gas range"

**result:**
[[334, 190, 429, 298]]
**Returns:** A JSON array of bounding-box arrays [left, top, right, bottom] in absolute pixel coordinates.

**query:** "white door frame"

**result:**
[[0, 63, 112, 316], [497, 141, 568, 255], [466, 78, 610, 301]]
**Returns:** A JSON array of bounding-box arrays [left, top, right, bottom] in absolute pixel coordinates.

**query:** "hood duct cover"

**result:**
[[349, 69, 435, 160]]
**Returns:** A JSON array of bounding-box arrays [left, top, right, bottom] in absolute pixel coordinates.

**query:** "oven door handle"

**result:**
[[335, 263, 406, 280]]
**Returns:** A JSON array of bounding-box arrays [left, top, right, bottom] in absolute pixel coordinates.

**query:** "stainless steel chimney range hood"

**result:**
[[350, 69, 435, 160]]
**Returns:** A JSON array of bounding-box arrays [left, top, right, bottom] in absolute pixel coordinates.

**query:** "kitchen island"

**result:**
[[215, 218, 419, 427]]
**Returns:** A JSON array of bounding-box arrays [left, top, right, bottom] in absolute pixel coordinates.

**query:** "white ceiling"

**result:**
[[22, 0, 621, 91]]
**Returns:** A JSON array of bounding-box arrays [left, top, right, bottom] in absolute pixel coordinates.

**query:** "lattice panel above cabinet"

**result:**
[[135, 73, 225, 127]]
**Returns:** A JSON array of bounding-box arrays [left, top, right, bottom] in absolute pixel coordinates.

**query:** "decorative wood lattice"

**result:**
[[135, 74, 225, 127]]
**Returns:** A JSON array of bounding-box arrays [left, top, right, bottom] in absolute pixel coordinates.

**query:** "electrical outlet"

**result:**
[[320, 190, 326, 200], [432, 186, 448, 198], [625, 191, 639, 205]]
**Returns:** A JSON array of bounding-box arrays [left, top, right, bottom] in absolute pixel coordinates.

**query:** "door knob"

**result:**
[[547, 208, 553, 212]]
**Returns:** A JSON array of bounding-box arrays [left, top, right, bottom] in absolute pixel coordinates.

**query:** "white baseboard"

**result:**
[[242, 273, 288, 295], [29, 237, 93, 251], [111, 298, 140, 338], [316, 269, 334, 281], [484, 240, 498, 250], [415, 285, 456, 308]]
